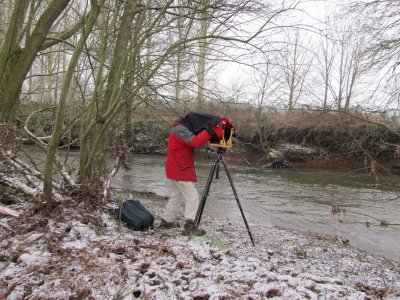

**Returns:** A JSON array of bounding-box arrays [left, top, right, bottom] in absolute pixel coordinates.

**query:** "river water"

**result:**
[[117, 153, 400, 261]]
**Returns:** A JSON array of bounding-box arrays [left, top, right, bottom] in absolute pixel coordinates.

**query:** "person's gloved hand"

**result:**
[[221, 117, 233, 128]]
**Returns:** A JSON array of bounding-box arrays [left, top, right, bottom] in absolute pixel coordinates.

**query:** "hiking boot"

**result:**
[[182, 219, 206, 236], [158, 218, 176, 229]]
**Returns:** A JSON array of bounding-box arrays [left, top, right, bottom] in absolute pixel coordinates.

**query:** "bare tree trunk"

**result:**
[[196, 2, 210, 111], [288, 69, 296, 111], [42, 0, 101, 201], [144, 0, 153, 113], [337, 52, 344, 111], [0, 0, 29, 74], [344, 71, 356, 112], [282, 31, 311, 112], [95, 0, 137, 182], [175, 40, 183, 102], [79, 2, 120, 184], [80, 0, 137, 186], [174, 0, 190, 108], [0, 0, 71, 122], [320, 29, 335, 110], [344, 43, 362, 112]]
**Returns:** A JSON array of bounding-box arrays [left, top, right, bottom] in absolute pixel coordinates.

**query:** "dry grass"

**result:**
[[17, 100, 400, 172]]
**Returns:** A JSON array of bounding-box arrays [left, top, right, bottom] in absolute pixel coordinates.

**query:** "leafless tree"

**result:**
[[278, 30, 313, 111], [0, 0, 80, 123], [0, 0, 313, 202], [316, 17, 367, 112], [314, 22, 336, 110], [356, 0, 400, 109]]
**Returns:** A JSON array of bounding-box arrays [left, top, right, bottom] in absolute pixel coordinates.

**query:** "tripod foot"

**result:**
[[183, 220, 206, 236], [183, 228, 206, 236]]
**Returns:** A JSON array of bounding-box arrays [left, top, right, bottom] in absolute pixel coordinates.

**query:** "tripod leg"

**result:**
[[193, 156, 220, 230], [221, 158, 255, 246]]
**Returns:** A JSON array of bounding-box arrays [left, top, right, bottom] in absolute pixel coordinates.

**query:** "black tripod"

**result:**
[[192, 147, 255, 246]]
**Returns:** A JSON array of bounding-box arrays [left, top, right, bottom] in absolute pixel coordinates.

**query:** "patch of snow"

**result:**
[[1, 197, 400, 299], [18, 250, 51, 265]]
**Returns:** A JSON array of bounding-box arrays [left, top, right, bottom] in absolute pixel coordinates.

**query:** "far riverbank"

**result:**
[[23, 108, 400, 173]]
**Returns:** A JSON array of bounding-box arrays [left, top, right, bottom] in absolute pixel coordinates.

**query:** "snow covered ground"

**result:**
[[1, 192, 399, 299]]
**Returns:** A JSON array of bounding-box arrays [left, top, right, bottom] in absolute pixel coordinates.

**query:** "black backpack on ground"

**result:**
[[118, 199, 154, 231]]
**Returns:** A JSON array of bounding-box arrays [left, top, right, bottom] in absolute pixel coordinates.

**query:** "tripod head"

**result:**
[[207, 146, 227, 156], [217, 147, 227, 155], [209, 118, 235, 149]]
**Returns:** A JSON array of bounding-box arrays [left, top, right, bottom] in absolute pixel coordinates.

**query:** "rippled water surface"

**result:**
[[118, 154, 400, 261]]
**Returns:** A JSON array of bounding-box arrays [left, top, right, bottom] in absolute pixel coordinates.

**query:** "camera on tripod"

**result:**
[[209, 118, 235, 149], [193, 116, 254, 245]]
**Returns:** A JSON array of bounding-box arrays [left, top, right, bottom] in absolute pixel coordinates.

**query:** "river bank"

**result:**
[[23, 108, 400, 173], [123, 113, 400, 173], [1, 190, 399, 299]]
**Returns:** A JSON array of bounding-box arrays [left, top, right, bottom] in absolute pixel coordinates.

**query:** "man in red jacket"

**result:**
[[160, 113, 223, 234]]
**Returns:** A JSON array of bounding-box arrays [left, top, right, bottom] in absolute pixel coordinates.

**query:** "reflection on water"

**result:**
[[117, 154, 400, 261]]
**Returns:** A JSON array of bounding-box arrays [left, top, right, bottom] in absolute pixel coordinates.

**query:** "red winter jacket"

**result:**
[[165, 123, 222, 182]]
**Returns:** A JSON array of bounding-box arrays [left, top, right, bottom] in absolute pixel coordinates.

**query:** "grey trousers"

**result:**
[[162, 180, 199, 222]]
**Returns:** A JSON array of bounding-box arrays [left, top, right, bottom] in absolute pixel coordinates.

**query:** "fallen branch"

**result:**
[[0, 222, 15, 233], [23, 106, 55, 143], [331, 205, 400, 227], [235, 140, 256, 168], [0, 205, 19, 217], [103, 157, 120, 202], [0, 173, 64, 202], [0, 173, 41, 199], [1, 148, 61, 191]]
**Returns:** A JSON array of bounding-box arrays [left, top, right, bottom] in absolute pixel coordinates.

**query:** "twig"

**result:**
[[0, 205, 19, 217], [332, 205, 399, 227], [21, 127, 76, 187], [0, 222, 15, 233], [235, 139, 256, 167]]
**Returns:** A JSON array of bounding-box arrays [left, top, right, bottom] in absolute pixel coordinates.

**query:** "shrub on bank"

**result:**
[[19, 101, 400, 172]]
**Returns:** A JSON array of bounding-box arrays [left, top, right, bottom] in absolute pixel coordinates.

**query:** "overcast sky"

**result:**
[[210, 0, 397, 112]]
